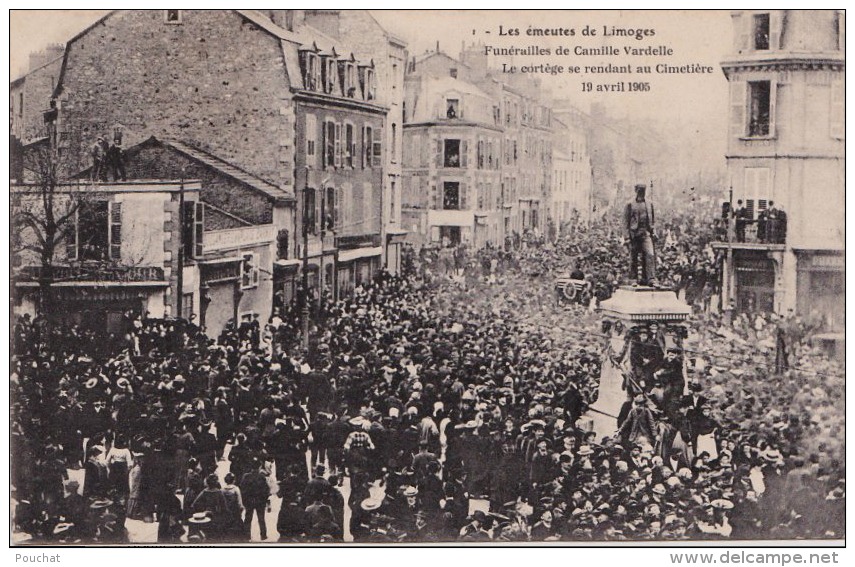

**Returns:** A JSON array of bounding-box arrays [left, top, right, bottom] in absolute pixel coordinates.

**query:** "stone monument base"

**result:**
[[598, 285, 692, 323], [586, 285, 692, 438]]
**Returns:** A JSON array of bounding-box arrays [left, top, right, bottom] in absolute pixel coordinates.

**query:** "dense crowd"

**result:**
[[10, 211, 844, 544]]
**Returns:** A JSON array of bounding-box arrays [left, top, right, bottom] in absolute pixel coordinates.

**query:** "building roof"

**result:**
[[160, 138, 294, 202], [426, 75, 492, 100], [11, 53, 64, 87], [234, 9, 303, 44]]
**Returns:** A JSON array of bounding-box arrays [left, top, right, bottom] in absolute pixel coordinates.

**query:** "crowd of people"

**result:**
[[10, 207, 844, 544]]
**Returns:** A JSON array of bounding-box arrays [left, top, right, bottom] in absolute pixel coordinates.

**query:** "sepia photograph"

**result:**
[[7, 8, 845, 549]]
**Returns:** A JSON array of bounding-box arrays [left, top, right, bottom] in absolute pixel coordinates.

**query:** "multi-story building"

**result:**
[[402, 52, 503, 247], [11, 9, 406, 332], [551, 116, 593, 231], [401, 46, 553, 249], [328, 10, 409, 274], [286, 16, 388, 298], [554, 104, 642, 214], [714, 10, 844, 331]]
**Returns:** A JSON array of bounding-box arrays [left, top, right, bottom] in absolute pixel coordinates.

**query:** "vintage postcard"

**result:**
[[8, 9, 845, 550]]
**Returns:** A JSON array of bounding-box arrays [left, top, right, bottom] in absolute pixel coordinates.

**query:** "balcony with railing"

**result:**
[[712, 216, 787, 250]]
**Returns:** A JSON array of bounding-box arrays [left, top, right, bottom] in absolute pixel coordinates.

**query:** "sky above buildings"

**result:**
[[9, 9, 731, 166]]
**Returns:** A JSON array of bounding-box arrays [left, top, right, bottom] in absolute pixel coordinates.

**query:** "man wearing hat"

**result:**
[[90, 135, 109, 181], [303, 464, 331, 507], [458, 509, 490, 540], [623, 183, 658, 286]]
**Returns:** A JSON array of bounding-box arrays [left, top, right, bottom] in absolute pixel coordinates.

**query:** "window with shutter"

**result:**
[[460, 140, 468, 168], [194, 202, 204, 258], [729, 81, 746, 139], [830, 80, 844, 139], [372, 127, 382, 167], [363, 183, 373, 231], [241, 252, 259, 289], [335, 187, 343, 229], [345, 123, 354, 167], [341, 183, 351, 229], [459, 182, 468, 210], [306, 114, 317, 168], [325, 121, 336, 168], [304, 188, 317, 235], [334, 123, 342, 168], [364, 126, 373, 168], [352, 183, 364, 231], [768, 11, 781, 51], [181, 201, 195, 260], [744, 167, 771, 219]]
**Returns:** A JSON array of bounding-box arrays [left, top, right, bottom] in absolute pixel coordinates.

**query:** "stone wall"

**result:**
[[55, 10, 293, 188]]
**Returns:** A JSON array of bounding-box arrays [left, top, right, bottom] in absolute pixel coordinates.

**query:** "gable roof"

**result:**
[[160, 138, 294, 202], [234, 9, 303, 44], [91, 137, 294, 203], [53, 10, 300, 98]]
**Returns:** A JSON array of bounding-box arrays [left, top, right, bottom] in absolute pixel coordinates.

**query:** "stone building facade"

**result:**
[[12, 9, 408, 332], [715, 10, 844, 331], [402, 47, 554, 249]]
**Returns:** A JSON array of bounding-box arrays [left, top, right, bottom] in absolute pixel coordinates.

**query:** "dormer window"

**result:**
[[450, 68, 458, 79], [301, 51, 322, 91], [339, 61, 357, 98], [358, 66, 375, 101], [323, 56, 337, 95], [165, 10, 182, 24], [753, 13, 770, 50], [365, 68, 376, 101]]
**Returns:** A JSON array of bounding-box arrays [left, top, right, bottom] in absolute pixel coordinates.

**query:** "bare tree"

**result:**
[[12, 136, 89, 319]]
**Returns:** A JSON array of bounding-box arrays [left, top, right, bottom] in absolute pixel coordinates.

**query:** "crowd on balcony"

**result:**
[[719, 200, 788, 244]]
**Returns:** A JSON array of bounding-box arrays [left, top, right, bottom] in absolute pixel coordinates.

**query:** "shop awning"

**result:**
[[200, 255, 243, 265], [386, 228, 409, 244], [274, 259, 303, 268], [338, 246, 383, 263]]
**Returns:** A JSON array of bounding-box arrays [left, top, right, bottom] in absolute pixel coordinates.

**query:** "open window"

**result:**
[[443, 182, 460, 210], [76, 200, 109, 261], [241, 252, 259, 290], [747, 80, 773, 137], [444, 139, 461, 168], [304, 188, 317, 235], [446, 98, 460, 119], [182, 201, 204, 260], [753, 13, 770, 50], [164, 10, 182, 24]]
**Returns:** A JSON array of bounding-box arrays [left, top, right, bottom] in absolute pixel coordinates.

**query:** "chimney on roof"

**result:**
[[436, 41, 440, 53], [266, 10, 298, 31], [28, 43, 64, 72], [305, 10, 341, 38], [460, 42, 488, 81]]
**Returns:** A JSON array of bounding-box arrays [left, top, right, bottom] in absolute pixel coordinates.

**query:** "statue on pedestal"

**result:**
[[624, 184, 658, 287]]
